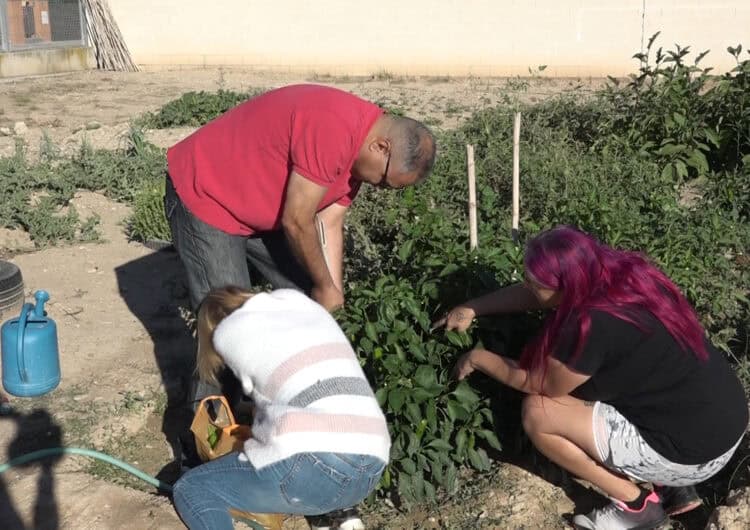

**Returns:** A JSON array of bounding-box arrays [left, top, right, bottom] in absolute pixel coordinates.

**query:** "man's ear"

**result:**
[[369, 137, 391, 154]]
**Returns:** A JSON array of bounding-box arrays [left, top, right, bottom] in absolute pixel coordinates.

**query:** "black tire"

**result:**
[[0, 260, 24, 319], [0, 261, 22, 292]]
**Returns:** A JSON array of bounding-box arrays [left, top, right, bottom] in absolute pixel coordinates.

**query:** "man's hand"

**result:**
[[452, 350, 478, 381], [431, 305, 477, 332], [312, 284, 345, 312]]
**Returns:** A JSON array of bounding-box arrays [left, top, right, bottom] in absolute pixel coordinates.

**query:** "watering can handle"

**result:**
[[16, 303, 34, 383]]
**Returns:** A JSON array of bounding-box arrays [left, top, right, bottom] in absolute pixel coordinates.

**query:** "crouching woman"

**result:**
[[438, 226, 747, 530], [172, 287, 390, 530]]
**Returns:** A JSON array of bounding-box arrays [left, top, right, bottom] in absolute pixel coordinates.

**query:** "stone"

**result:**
[[0, 127, 11, 136], [706, 487, 750, 530], [13, 121, 28, 135], [0, 227, 35, 253], [85, 121, 102, 130]]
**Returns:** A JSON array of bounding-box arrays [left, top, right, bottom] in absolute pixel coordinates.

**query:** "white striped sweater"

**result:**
[[212, 289, 391, 469]]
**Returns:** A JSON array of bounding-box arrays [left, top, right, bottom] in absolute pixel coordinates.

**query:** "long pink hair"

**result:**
[[519, 225, 708, 374]]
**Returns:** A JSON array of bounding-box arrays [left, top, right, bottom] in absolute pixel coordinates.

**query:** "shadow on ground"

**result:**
[[0, 407, 63, 529], [114, 247, 194, 485]]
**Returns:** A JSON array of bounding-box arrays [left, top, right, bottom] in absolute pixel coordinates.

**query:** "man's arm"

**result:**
[[282, 171, 343, 311], [316, 202, 347, 293]]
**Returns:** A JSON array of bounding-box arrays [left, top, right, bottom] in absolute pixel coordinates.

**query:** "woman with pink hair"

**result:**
[[435, 225, 747, 530]]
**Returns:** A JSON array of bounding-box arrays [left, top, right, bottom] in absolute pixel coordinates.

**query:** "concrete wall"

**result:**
[[0, 46, 93, 77], [106, 0, 750, 77]]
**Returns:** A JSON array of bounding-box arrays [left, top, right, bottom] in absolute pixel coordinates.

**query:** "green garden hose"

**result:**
[[0, 447, 173, 493], [0, 448, 266, 530]]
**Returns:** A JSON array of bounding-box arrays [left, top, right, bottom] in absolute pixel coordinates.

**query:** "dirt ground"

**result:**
[[0, 68, 744, 530], [0, 68, 602, 159]]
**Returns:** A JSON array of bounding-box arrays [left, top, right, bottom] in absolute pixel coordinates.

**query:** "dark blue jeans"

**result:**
[[164, 174, 312, 407], [163, 174, 312, 311], [172, 452, 385, 530]]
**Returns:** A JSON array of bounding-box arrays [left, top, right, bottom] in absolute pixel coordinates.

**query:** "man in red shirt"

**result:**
[[165, 84, 435, 314], [164, 87, 435, 527]]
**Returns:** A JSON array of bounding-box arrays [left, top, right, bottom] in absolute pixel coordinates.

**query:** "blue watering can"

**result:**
[[1, 290, 60, 397]]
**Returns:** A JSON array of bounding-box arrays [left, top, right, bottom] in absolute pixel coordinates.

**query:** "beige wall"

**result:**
[[107, 0, 750, 77]]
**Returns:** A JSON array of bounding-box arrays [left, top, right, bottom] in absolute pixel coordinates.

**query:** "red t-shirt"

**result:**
[[167, 84, 383, 235]]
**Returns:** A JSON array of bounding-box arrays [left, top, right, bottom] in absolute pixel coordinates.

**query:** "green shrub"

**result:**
[[16, 196, 100, 246], [0, 129, 166, 247], [0, 143, 97, 246], [339, 275, 491, 501], [339, 236, 527, 502], [595, 35, 750, 180], [129, 179, 171, 243], [139, 89, 263, 128]]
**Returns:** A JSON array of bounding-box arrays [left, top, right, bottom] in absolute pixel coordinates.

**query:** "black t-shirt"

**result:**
[[554, 309, 748, 465]]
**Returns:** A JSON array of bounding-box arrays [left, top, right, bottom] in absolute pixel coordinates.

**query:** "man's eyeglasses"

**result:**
[[379, 151, 391, 188]]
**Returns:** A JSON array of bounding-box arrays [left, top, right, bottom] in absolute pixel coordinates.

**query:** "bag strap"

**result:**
[[196, 395, 237, 426]]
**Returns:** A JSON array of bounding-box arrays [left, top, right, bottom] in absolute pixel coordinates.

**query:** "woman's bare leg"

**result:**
[[521, 394, 641, 502]]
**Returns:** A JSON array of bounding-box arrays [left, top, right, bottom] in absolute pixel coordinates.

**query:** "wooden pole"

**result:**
[[82, 0, 139, 72], [466, 144, 478, 251], [512, 112, 521, 243]]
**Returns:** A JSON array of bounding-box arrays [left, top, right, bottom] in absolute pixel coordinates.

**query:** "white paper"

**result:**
[[41, 11, 49, 25]]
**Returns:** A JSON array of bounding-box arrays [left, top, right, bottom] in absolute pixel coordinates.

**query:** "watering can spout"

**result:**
[[33, 290, 50, 318]]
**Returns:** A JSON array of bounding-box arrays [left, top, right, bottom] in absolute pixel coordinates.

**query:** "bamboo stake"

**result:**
[[512, 112, 521, 243], [467, 144, 478, 251], [82, 0, 139, 72]]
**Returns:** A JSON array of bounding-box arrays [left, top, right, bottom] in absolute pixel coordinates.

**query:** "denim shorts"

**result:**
[[593, 401, 743, 486]]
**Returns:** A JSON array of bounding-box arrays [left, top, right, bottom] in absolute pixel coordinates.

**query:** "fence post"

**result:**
[[78, 0, 88, 47], [467, 144, 478, 251], [0, 0, 9, 52], [512, 112, 521, 244]]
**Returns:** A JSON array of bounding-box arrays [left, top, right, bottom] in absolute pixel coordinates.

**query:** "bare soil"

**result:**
[[0, 68, 744, 530], [0, 68, 601, 158]]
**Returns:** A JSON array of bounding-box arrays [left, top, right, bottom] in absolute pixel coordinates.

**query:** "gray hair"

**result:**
[[389, 116, 436, 181]]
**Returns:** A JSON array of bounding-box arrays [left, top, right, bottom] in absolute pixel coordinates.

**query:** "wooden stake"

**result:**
[[82, 0, 139, 72], [512, 112, 521, 243], [466, 144, 478, 250]]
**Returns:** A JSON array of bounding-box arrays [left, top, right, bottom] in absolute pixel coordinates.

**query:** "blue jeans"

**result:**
[[163, 174, 312, 408], [172, 452, 385, 530]]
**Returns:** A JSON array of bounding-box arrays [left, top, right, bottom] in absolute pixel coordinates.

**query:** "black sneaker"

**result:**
[[306, 507, 364, 530], [177, 431, 203, 476], [573, 491, 668, 529], [655, 485, 703, 516]]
